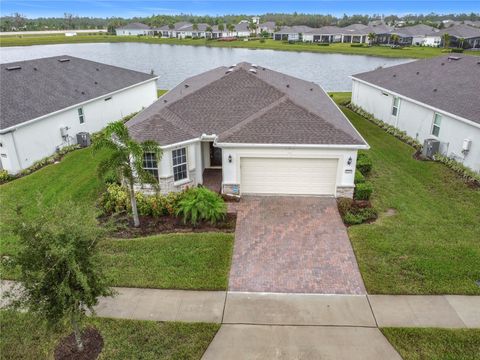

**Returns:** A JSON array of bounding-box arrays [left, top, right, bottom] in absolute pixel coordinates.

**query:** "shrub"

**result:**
[[337, 197, 353, 216], [354, 182, 373, 200], [350, 43, 364, 47], [100, 183, 129, 214], [175, 187, 226, 226], [317, 43, 330, 46], [451, 48, 464, 53], [434, 153, 480, 186], [354, 170, 365, 184], [343, 207, 378, 225], [356, 152, 373, 176], [0, 170, 11, 184], [259, 38, 265, 43]]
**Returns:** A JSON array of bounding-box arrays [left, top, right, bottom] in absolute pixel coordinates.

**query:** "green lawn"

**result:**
[[382, 328, 480, 360], [0, 148, 233, 290], [100, 233, 233, 290], [331, 93, 480, 295], [157, 89, 168, 97], [0, 310, 219, 360], [1, 34, 474, 59]]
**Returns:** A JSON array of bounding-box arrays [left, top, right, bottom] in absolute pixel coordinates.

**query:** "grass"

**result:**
[[382, 328, 480, 360], [157, 89, 168, 97], [0, 310, 219, 359], [1, 34, 476, 59], [99, 233, 233, 290], [0, 147, 233, 290], [331, 93, 480, 295]]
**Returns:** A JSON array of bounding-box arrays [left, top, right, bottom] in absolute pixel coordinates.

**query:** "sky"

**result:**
[[1, 0, 479, 19]]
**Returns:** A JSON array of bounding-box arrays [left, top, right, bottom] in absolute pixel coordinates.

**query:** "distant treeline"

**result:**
[[1, 12, 479, 32]]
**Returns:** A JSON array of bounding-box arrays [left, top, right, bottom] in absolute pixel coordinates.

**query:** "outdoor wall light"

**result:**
[[347, 156, 353, 166], [228, 154, 233, 163]]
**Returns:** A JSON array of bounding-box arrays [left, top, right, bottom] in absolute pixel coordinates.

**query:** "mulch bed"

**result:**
[[106, 213, 237, 239], [54, 327, 103, 360]]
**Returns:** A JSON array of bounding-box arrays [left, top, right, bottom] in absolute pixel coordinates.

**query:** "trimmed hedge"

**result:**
[[356, 152, 373, 176], [347, 103, 422, 150], [354, 182, 373, 200], [354, 170, 365, 184], [336, 197, 378, 225]]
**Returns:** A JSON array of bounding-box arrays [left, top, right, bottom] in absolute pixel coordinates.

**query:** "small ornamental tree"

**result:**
[[442, 33, 450, 48], [93, 121, 162, 227], [368, 32, 376, 45], [390, 34, 400, 45], [6, 201, 113, 353]]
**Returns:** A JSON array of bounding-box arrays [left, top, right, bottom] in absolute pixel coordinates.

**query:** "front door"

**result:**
[[209, 143, 222, 167]]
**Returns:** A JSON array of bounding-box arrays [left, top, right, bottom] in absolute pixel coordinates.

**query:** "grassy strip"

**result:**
[[382, 328, 480, 360], [0, 310, 219, 360], [157, 89, 168, 97], [331, 93, 480, 295], [99, 233, 233, 290], [1, 35, 473, 59]]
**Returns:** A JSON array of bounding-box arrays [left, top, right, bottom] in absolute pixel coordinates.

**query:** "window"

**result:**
[[391, 97, 400, 116], [143, 152, 158, 180], [78, 108, 85, 124], [432, 113, 442, 137], [172, 147, 188, 182]]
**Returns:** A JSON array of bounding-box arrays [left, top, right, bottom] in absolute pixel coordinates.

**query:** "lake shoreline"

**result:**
[[1, 35, 475, 59]]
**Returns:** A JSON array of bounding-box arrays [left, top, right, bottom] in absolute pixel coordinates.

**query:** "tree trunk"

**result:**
[[129, 181, 140, 227], [71, 314, 84, 352]]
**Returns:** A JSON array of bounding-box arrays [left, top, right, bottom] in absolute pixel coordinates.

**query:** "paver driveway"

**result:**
[[228, 196, 366, 294]]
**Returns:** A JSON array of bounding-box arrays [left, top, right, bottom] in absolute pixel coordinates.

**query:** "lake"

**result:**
[[0, 42, 411, 91]]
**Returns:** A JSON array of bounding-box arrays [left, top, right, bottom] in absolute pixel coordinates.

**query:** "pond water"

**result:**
[[0, 42, 411, 91]]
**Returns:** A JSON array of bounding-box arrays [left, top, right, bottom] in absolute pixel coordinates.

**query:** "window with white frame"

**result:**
[[432, 113, 442, 137], [391, 97, 400, 116], [143, 152, 158, 180], [172, 147, 188, 182], [78, 108, 85, 124]]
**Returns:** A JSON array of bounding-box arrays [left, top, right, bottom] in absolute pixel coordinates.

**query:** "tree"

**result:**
[[367, 32, 376, 45], [192, 22, 198, 30], [390, 33, 400, 45], [206, 25, 213, 33], [217, 23, 224, 31], [6, 201, 113, 352], [93, 121, 162, 227], [457, 37, 465, 48], [248, 20, 258, 34], [226, 23, 235, 33], [168, 22, 175, 30], [442, 33, 450, 48]]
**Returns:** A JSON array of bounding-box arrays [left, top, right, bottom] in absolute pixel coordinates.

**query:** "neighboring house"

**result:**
[[259, 21, 276, 35], [273, 25, 313, 41], [437, 24, 480, 48], [115, 22, 152, 36], [376, 24, 438, 46], [0, 56, 158, 174], [351, 55, 480, 172], [127, 63, 368, 197]]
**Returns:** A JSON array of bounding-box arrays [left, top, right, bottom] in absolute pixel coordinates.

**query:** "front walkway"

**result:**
[[228, 196, 366, 294]]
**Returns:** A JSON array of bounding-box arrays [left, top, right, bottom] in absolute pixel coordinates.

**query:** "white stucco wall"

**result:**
[[0, 80, 158, 173], [352, 79, 480, 172], [115, 29, 151, 36], [219, 146, 359, 196]]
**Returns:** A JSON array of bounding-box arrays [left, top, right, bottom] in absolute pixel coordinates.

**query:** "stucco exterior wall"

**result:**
[[352, 79, 480, 172], [219, 146, 358, 197], [0, 80, 158, 173], [115, 29, 151, 36]]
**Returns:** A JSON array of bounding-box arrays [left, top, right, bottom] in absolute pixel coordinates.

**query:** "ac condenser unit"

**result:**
[[76, 132, 91, 148], [422, 138, 440, 159]]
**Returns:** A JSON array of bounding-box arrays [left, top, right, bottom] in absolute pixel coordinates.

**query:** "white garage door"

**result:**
[[240, 157, 338, 195]]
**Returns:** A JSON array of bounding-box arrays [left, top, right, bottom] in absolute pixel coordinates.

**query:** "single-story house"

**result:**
[[0, 56, 158, 174], [115, 22, 152, 36], [351, 55, 480, 172], [273, 26, 313, 41], [376, 24, 438, 46], [436, 24, 480, 48], [127, 63, 368, 197]]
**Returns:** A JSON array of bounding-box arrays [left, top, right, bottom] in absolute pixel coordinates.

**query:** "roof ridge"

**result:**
[[218, 95, 289, 140]]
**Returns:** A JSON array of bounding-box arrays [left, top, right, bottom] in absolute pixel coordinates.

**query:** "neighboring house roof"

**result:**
[[275, 25, 313, 34], [305, 26, 343, 35], [437, 24, 480, 39], [127, 63, 366, 147], [259, 21, 276, 31], [116, 22, 151, 30], [234, 22, 251, 32], [342, 23, 369, 31], [0, 55, 156, 130], [352, 55, 480, 124]]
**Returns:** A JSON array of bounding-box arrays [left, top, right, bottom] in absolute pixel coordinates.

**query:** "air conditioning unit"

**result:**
[[76, 132, 91, 148], [422, 138, 440, 159]]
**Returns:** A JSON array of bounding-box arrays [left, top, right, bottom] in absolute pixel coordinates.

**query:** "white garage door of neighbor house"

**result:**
[[240, 157, 338, 195]]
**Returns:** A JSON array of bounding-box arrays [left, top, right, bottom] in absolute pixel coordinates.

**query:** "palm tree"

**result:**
[[93, 121, 162, 227], [248, 21, 258, 35], [442, 33, 450, 48], [367, 32, 376, 45], [390, 34, 400, 45], [457, 37, 465, 48], [192, 23, 198, 31], [226, 23, 235, 35], [218, 23, 224, 31]]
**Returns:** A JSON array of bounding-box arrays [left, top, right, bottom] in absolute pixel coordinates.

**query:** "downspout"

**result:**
[[2, 129, 23, 171]]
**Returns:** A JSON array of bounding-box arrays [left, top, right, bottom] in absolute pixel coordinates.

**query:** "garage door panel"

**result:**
[[241, 158, 338, 195]]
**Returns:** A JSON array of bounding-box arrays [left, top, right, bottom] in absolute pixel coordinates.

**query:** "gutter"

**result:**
[[0, 76, 159, 135], [350, 76, 480, 129], [215, 142, 369, 150]]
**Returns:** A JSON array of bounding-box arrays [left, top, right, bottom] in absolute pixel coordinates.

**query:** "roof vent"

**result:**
[[310, 88, 313, 91], [416, 71, 419, 75], [6, 66, 21, 71], [441, 62, 445, 66], [96, 68, 100, 71], [251, 64, 258, 68], [94, 81, 98, 85], [448, 56, 461, 61], [229, 64, 237, 68], [393, 74, 396, 77], [58, 58, 70, 62], [184, 84, 189, 88], [286, 84, 290, 88], [249, 68, 257, 74], [226, 68, 234, 74], [163, 99, 168, 103], [81, 91, 85, 95], [433, 88, 437, 92], [262, 67, 266, 71], [33, 67, 38, 71]]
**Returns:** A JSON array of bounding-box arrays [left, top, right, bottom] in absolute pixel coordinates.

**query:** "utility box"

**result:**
[[76, 132, 91, 148], [462, 139, 472, 152], [422, 138, 440, 158]]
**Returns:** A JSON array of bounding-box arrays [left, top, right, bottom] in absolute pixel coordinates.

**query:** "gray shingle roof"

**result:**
[[437, 24, 480, 39], [0, 56, 156, 130], [117, 22, 151, 30], [127, 63, 366, 147], [352, 55, 480, 124]]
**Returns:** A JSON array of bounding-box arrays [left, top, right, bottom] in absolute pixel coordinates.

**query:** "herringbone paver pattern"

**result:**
[[228, 196, 366, 294]]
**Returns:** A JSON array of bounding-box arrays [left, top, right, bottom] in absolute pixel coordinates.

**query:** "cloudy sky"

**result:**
[[1, 0, 479, 18]]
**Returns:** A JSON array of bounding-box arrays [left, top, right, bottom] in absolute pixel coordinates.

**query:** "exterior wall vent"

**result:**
[[6, 66, 21, 71]]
